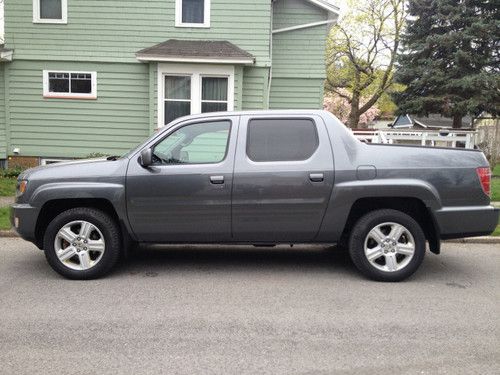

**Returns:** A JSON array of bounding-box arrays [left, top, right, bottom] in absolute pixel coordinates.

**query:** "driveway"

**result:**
[[0, 238, 498, 375]]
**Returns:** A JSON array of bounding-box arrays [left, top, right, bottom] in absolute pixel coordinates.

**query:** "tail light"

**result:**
[[476, 167, 491, 196]]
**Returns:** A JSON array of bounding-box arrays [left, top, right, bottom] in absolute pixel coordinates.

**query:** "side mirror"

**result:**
[[139, 148, 153, 167]]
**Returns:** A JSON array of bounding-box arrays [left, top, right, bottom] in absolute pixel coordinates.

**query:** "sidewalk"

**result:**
[[0, 196, 14, 208]]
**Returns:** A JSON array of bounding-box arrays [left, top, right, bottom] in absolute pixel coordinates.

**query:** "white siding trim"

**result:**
[[157, 63, 234, 128], [272, 20, 337, 34], [43, 70, 97, 99], [33, 0, 68, 24], [175, 0, 211, 28]]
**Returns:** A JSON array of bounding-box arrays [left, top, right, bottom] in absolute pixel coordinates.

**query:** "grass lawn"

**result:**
[[0, 207, 10, 230], [492, 177, 500, 202], [0, 178, 17, 196], [492, 164, 500, 177]]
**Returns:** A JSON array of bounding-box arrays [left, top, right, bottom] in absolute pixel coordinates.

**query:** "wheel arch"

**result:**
[[339, 197, 440, 254], [34, 198, 133, 251]]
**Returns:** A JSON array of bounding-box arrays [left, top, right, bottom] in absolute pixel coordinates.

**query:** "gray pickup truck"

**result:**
[[10, 110, 499, 281]]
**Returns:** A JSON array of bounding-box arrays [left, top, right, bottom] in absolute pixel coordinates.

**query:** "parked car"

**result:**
[[10, 110, 499, 281]]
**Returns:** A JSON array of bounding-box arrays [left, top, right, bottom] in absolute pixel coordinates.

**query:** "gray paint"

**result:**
[[11, 110, 500, 248]]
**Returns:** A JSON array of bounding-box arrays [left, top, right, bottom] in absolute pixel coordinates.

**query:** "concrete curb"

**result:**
[[0, 230, 18, 238], [444, 237, 500, 244]]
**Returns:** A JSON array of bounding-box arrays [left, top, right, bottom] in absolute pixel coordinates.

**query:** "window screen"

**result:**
[[47, 72, 93, 95], [201, 77, 228, 113], [40, 0, 63, 19], [182, 0, 204, 23], [246, 119, 319, 162]]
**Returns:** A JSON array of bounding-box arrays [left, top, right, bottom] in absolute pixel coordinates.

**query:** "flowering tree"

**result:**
[[326, 0, 404, 128], [324, 90, 380, 128]]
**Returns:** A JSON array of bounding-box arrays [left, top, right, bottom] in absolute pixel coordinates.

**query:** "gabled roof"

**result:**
[[136, 39, 255, 65]]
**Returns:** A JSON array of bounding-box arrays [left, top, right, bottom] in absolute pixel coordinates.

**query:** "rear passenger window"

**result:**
[[246, 118, 319, 162]]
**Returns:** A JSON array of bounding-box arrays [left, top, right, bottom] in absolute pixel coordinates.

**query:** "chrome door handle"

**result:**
[[309, 173, 324, 182], [210, 175, 225, 184]]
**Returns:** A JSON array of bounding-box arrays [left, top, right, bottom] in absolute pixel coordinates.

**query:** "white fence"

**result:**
[[351, 129, 478, 149]]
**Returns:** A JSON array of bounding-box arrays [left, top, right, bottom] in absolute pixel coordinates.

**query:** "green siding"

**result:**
[[272, 0, 329, 79], [7, 61, 151, 158], [0, 66, 6, 158], [242, 67, 269, 110], [1, 0, 334, 159], [269, 78, 324, 109], [269, 0, 330, 109], [5, 0, 272, 66], [273, 0, 326, 29]]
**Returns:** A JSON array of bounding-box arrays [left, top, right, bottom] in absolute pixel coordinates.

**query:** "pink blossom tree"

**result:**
[[324, 90, 380, 128]]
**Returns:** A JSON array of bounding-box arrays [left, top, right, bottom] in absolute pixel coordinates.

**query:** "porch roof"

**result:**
[[136, 39, 255, 65]]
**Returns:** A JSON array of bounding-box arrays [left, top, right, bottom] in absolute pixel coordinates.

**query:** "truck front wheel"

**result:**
[[43, 208, 121, 280], [349, 209, 426, 282]]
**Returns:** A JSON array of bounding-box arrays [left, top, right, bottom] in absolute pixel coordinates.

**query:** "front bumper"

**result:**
[[10, 203, 40, 244], [434, 205, 500, 239]]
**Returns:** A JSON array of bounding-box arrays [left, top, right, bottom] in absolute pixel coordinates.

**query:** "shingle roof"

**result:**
[[136, 39, 255, 64], [392, 114, 473, 129]]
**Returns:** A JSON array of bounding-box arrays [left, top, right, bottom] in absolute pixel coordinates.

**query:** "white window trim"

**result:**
[[43, 70, 98, 99], [158, 63, 234, 128], [40, 158, 68, 166], [33, 0, 68, 24], [175, 0, 211, 28]]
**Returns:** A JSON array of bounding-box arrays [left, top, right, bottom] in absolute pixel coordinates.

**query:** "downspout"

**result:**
[[266, 0, 274, 109]]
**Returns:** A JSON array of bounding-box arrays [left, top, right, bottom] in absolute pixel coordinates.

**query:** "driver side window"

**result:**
[[153, 120, 231, 165]]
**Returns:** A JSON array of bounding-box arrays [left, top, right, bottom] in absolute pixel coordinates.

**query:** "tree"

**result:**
[[325, 0, 405, 128], [394, 0, 500, 128], [324, 89, 381, 126]]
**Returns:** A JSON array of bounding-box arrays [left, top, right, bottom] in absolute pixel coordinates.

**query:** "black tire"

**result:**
[[348, 209, 426, 282], [43, 208, 121, 280]]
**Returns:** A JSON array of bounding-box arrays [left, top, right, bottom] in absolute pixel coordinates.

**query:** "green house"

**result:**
[[0, 0, 338, 167]]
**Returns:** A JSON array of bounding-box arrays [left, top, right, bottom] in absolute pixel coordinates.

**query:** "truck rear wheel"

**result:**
[[43, 208, 121, 280], [349, 209, 426, 282]]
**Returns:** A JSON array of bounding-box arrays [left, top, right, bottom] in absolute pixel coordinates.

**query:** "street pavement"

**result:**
[[0, 238, 499, 375]]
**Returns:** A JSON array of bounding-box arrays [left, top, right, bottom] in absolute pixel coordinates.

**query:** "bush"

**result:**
[[0, 167, 25, 179], [84, 152, 110, 159]]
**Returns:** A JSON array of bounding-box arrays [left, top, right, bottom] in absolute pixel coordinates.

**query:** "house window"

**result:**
[[43, 70, 97, 99], [164, 76, 192, 125], [201, 77, 228, 113], [33, 0, 68, 24], [158, 64, 234, 127], [175, 0, 211, 28]]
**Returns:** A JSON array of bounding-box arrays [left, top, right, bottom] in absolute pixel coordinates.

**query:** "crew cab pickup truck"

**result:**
[[10, 110, 499, 281]]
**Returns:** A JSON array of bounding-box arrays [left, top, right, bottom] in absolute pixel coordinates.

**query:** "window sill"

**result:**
[[43, 95, 97, 100], [175, 23, 210, 28], [33, 19, 68, 24]]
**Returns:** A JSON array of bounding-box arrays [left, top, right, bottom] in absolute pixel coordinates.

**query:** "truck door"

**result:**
[[232, 115, 334, 242], [126, 116, 238, 242]]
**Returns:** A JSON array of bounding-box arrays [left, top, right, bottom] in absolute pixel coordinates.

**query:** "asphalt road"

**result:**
[[0, 238, 498, 375]]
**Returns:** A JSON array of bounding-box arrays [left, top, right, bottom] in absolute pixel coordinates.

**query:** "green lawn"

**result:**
[[0, 178, 17, 196], [0, 207, 10, 230], [492, 164, 500, 177], [492, 177, 500, 202]]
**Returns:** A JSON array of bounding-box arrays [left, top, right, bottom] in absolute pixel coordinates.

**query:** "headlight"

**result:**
[[17, 180, 28, 196]]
